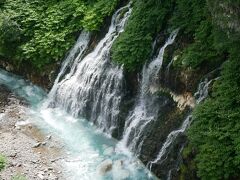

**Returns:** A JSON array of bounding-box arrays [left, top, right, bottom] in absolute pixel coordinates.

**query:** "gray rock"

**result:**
[[46, 135, 52, 140], [42, 142, 47, 146], [9, 152, 17, 157], [97, 159, 113, 175], [48, 167, 53, 171], [33, 143, 41, 148], [37, 173, 45, 180]]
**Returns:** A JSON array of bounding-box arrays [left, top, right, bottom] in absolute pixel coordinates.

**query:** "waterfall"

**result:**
[[48, 31, 91, 102], [165, 58, 174, 83], [46, 3, 132, 135], [148, 77, 218, 172], [118, 30, 179, 155]]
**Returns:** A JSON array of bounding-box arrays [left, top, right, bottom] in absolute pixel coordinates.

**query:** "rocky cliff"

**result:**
[[1, 0, 240, 179]]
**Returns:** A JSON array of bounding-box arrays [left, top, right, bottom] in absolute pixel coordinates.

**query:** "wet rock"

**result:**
[[97, 159, 113, 175], [113, 160, 123, 169]]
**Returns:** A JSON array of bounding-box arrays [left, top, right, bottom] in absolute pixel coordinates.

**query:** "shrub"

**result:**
[[111, 0, 174, 72], [0, 154, 6, 171], [188, 46, 240, 179], [0, 0, 119, 71]]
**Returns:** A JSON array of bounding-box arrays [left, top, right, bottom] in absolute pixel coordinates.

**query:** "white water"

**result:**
[[0, 68, 157, 179], [118, 30, 179, 155], [165, 58, 174, 82], [148, 78, 216, 170], [48, 31, 91, 101], [47, 4, 132, 135], [0, 3, 158, 180]]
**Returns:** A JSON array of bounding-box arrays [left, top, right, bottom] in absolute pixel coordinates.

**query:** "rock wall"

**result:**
[[0, 59, 58, 90]]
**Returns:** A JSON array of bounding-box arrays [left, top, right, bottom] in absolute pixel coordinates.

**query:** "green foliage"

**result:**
[[0, 154, 6, 171], [82, 0, 119, 31], [188, 45, 240, 179], [0, 15, 21, 58], [181, 20, 223, 68], [0, 0, 240, 179], [111, 0, 216, 71], [0, 0, 119, 70], [170, 0, 227, 69], [111, 0, 174, 71], [0, 0, 6, 8], [166, 1, 240, 179], [11, 174, 27, 180], [110, 0, 228, 71], [170, 0, 206, 34]]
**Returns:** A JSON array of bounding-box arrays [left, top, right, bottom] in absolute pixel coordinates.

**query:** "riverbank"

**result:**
[[0, 85, 64, 180]]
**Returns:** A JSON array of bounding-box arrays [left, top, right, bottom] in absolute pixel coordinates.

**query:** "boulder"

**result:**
[[97, 159, 113, 175]]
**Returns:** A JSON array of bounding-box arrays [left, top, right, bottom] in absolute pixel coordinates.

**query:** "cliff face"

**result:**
[[208, 0, 240, 33], [118, 34, 221, 179], [1, 0, 240, 179], [115, 1, 240, 179], [0, 59, 58, 90]]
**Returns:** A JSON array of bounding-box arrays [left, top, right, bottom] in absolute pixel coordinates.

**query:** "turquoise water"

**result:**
[[0, 68, 157, 180]]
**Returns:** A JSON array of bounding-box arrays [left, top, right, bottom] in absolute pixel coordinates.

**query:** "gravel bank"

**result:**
[[0, 85, 65, 180]]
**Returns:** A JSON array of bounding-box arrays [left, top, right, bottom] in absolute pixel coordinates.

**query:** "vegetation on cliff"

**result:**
[[181, 1, 240, 179], [111, 0, 226, 71], [189, 49, 240, 179], [111, 0, 173, 71], [170, 0, 225, 69], [0, 0, 240, 179], [112, 0, 240, 179], [0, 0, 119, 70]]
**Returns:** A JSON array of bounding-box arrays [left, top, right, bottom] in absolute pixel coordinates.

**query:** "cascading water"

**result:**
[[148, 77, 218, 178], [47, 4, 132, 135], [0, 68, 157, 180], [0, 3, 159, 180], [48, 31, 91, 101], [0, 0, 221, 178], [118, 30, 179, 155], [165, 58, 174, 83]]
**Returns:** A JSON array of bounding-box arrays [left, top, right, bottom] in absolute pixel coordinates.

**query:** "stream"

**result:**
[[0, 68, 157, 180]]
